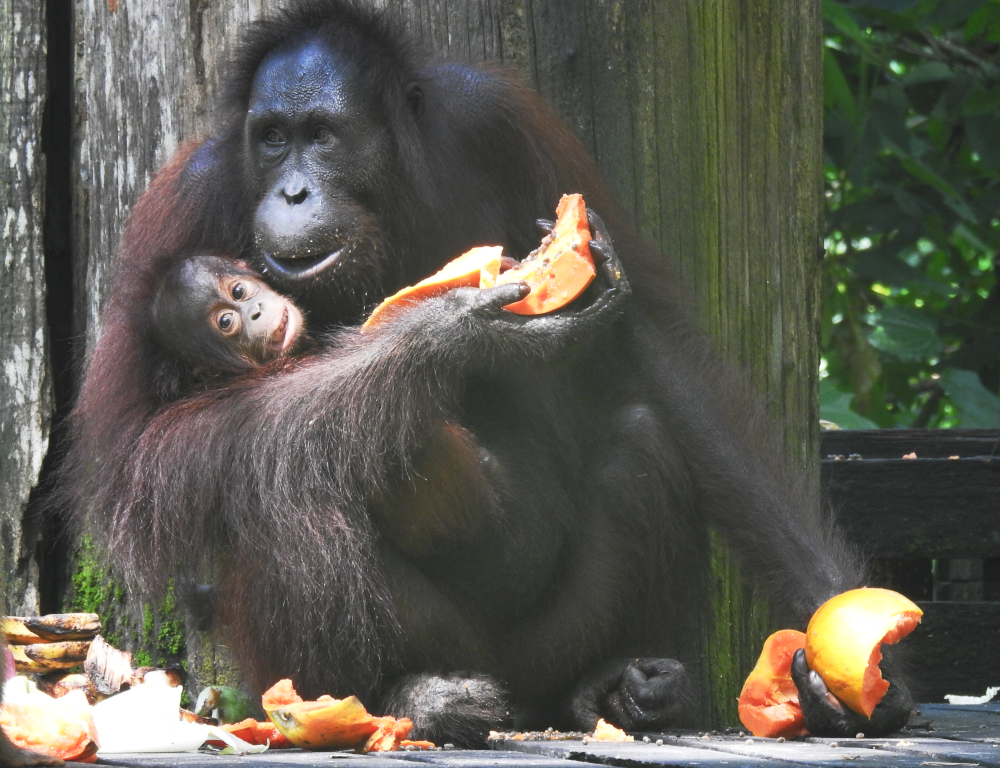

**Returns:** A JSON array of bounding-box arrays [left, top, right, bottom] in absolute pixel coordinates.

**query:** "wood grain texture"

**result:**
[[909, 602, 1000, 702], [823, 458, 1000, 558], [1, 0, 52, 616], [72, 0, 283, 344], [821, 428, 1000, 460], [521, 0, 823, 727]]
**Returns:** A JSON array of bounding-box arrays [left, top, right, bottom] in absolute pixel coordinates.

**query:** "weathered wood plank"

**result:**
[[906, 602, 1000, 702], [913, 703, 1000, 743], [821, 428, 1000, 459], [70, 0, 283, 701], [1, 0, 52, 616], [822, 457, 1000, 558], [522, 0, 824, 728], [72, 0, 284, 340], [496, 733, 1000, 767]]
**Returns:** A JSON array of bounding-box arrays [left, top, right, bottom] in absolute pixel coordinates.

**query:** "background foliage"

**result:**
[[821, 0, 1000, 428]]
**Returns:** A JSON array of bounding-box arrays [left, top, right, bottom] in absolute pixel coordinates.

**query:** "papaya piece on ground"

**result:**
[[362, 716, 415, 752], [591, 718, 633, 742], [738, 629, 808, 739], [0, 689, 99, 762], [262, 679, 385, 750]]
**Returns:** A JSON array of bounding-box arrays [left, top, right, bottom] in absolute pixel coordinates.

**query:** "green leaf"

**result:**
[[965, 113, 1000, 169], [901, 61, 953, 86], [819, 380, 880, 429], [823, 48, 858, 123], [852, 0, 918, 13], [939, 368, 1000, 427], [870, 97, 911, 151], [894, 153, 979, 224], [962, 86, 1000, 116], [823, 0, 870, 50], [867, 306, 942, 360], [925, 0, 989, 29], [852, 248, 926, 286]]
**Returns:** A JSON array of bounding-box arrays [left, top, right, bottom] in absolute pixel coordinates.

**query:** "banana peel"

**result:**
[[8, 646, 49, 674]]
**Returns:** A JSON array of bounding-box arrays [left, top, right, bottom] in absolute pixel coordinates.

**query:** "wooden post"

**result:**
[[1, 0, 52, 617]]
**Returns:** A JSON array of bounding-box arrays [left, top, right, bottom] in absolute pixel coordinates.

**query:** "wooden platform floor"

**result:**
[[93, 703, 1000, 768]]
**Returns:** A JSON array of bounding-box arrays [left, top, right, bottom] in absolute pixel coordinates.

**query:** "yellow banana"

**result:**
[[1, 617, 43, 645], [9, 645, 49, 673], [23, 613, 100, 641], [21, 640, 91, 669]]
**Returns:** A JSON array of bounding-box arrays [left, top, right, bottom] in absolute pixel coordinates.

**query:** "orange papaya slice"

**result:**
[[738, 629, 808, 738], [496, 193, 595, 315], [363, 246, 503, 329]]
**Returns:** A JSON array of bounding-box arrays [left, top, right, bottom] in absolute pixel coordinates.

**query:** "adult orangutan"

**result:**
[[63, 0, 911, 746]]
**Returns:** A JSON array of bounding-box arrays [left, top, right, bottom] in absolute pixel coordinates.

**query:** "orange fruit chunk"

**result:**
[[592, 718, 633, 741], [737, 629, 808, 738], [261, 678, 416, 751], [209, 717, 293, 748], [805, 587, 922, 718], [363, 716, 415, 752], [0, 689, 99, 761], [261, 678, 303, 708], [496, 193, 595, 315], [363, 246, 503, 329]]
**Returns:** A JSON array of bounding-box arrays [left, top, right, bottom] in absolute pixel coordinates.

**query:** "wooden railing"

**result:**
[[820, 429, 1000, 702]]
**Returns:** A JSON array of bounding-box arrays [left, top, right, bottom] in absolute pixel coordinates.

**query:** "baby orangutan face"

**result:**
[[153, 254, 307, 378], [204, 262, 303, 362]]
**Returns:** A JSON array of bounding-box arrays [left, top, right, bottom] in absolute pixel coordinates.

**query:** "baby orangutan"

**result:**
[[151, 254, 307, 384]]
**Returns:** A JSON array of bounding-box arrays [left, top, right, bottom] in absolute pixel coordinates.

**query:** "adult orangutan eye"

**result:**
[[263, 128, 285, 146], [218, 312, 235, 332], [231, 283, 245, 300], [314, 125, 333, 144]]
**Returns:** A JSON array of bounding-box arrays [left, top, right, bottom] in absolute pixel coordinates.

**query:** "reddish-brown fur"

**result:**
[[61, 0, 910, 746]]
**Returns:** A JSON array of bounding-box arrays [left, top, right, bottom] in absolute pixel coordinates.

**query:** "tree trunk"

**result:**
[[1, 0, 52, 617]]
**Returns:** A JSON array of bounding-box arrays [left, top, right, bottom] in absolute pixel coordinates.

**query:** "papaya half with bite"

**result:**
[[805, 587, 922, 718], [737, 629, 808, 739]]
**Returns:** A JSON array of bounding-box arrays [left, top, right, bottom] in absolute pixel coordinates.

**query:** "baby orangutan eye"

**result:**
[[218, 311, 236, 332], [231, 283, 245, 300]]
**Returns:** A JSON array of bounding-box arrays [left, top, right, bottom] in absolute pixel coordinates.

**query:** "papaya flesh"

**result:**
[[261, 679, 426, 752], [737, 629, 808, 739], [363, 246, 503, 329], [0, 688, 99, 761], [208, 717, 293, 748], [497, 193, 595, 315], [805, 587, 922, 718], [362, 193, 596, 329]]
